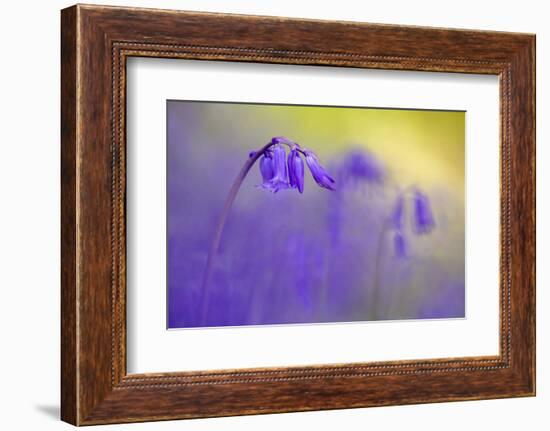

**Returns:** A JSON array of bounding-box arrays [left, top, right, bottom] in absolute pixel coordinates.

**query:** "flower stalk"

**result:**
[[199, 137, 334, 324], [370, 186, 435, 319]]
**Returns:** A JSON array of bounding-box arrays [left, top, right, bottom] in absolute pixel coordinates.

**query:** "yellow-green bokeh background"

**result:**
[[207, 103, 465, 202]]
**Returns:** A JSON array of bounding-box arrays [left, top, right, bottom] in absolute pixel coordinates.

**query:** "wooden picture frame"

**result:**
[[61, 4, 535, 425]]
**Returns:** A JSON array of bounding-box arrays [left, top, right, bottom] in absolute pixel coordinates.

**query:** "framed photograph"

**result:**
[[61, 4, 535, 425]]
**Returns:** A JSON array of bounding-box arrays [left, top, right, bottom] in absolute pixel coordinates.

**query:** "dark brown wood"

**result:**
[[60, 5, 78, 425], [61, 4, 536, 425]]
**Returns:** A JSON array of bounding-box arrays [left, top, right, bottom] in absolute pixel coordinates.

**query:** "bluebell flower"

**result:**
[[260, 144, 289, 193], [391, 194, 404, 230], [304, 150, 335, 191], [259, 151, 274, 184], [254, 139, 333, 194], [341, 150, 384, 184], [287, 148, 305, 193], [393, 231, 408, 258], [413, 190, 435, 234]]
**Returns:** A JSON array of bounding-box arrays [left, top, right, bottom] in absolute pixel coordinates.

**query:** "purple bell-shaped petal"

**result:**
[[304, 150, 335, 191], [287, 149, 305, 193], [260, 144, 289, 193], [413, 190, 435, 234], [393, 231, 408, 258], [259, 153, 274, 183], [391, 194, 404, 230]]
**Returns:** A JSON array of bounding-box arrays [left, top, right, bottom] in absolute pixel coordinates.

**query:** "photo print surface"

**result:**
[[167, 100, 465, 329]]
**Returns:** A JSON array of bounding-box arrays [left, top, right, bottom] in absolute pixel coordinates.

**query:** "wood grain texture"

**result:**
[[60, 5, 78, 425], [60, 4, 535, 425]]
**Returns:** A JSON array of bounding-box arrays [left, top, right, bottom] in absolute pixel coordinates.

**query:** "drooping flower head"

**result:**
[[304, 150, 335, 191], [287, 148, 305, 193], [413, 190, 435, 234], [391, 194, 405, 230], [388, 189, 434, 259], [254, 137, 334, 194], [390, 194, 407, 258]]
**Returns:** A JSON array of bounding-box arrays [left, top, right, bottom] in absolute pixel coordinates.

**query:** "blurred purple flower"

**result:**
[[287, 148, 305, 193], [390, 194, 407, 257], [391, 194, 404, 230], [413, 190, 436, 234], [393, 231, 408, 258], [341, 150, 384, 184], [304, 150, 335, 190]]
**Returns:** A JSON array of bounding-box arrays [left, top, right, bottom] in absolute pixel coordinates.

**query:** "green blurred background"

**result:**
[[200, 102, 465, 203]]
